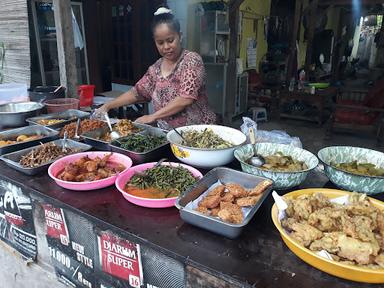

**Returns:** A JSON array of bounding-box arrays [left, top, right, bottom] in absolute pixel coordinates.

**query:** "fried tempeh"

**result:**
[[249, 180, 273, 196]]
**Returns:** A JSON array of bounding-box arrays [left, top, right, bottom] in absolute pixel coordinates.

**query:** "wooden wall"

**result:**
[[0, 0, 30, 84]]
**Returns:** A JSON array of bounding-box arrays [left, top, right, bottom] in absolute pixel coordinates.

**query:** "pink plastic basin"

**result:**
[[48, 151, 132, 191], [115, 162, 203, 208]]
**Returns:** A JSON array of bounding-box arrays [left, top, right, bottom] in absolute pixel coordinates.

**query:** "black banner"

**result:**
[[42, 202, 184, 288], [0, 179, 37, 260]]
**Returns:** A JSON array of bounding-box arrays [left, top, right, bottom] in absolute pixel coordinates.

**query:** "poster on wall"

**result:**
[[0, 179, 37, 260]]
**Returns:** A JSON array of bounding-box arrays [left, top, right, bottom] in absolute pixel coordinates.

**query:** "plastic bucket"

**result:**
[[78, 85, 95, 107], [0, 83, 29, 105], [44, 98, 79, 113]]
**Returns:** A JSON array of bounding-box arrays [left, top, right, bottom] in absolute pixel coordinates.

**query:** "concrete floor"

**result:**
[[234, 114, 384, 155]]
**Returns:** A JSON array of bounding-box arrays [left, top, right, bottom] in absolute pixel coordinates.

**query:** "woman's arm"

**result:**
[[98, 89, 144, 113], [135, 96, 194, 124]]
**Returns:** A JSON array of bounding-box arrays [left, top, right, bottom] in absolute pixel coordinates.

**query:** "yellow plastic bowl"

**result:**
[[271, 188, 384, 283]]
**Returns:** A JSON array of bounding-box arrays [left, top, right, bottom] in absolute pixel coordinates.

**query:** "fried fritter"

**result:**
[[249, 180, 272, 196], [225, 183, 248, 198], [217, 202, 243, 224], [236, 195, 261, 207], [282, 218, 323, 247], [198, 194, 221, 209], [207, 185, 225, 197]]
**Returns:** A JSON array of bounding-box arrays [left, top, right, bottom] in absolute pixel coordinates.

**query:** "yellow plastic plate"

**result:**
[[271, 188, 384, 283]]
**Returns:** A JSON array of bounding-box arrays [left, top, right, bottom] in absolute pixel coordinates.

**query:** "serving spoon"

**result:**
[[62, 131, 68, 153], [248, 128, 265, 167], [104, 113, 120, 140], [173, 128, 188, 145]]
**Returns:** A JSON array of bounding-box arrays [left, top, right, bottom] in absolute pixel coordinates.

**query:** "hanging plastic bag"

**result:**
[[240, 117, 302, 148]]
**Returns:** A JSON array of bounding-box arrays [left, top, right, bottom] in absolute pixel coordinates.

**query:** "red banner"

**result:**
[[98, 232, 143, 287], [43, 204, 70, 246]]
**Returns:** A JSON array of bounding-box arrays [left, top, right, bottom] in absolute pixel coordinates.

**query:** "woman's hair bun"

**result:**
[[154, 7, 173, 16], [152, 7, 180, 34]]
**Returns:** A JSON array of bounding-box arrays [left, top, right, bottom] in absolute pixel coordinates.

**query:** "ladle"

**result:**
[[74, 118, 81, 139], [62, 131, 68, 153], [248, 128, 265, 167], [173, 128, 187, 143], [104, 113, 120, 140]]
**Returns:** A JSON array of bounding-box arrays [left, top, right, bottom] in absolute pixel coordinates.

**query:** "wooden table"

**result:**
[[278, 87, 337, 125]]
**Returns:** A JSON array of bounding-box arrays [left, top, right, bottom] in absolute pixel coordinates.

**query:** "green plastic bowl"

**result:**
[[309, 82, 330, 89], [318, 146, 384, 194]]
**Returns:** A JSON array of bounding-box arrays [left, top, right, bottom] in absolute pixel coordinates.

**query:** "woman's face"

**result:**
[[153, 23, 182, 62]]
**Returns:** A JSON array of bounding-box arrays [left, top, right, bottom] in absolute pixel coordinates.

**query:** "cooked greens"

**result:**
[[114, 134, 166, 152], [331, 160, 384, 177], [181, 128, 233, 149], [128, 165, 197, 197], [258, 152, 308, 172]]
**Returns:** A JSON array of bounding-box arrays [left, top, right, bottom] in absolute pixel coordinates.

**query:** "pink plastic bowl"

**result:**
[[48, 151, 133, 191], [115, 162, 203, 208]]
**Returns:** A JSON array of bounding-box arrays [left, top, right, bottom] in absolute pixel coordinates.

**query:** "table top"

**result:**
[[0, 160, 380, 288]]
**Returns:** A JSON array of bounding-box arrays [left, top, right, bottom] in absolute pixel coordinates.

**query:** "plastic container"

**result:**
[[29, 86, 66, 102], [0, 83, 29, 104], [78, 85, 95, 107], [44, 98, 79, 113]]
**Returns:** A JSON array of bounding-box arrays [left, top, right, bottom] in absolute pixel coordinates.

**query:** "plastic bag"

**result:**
[[240, 117, 302, 148]]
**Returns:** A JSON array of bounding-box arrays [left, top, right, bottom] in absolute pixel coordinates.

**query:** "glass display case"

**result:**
[[31, 0, 89, 86], [200, 11, 229, 63]]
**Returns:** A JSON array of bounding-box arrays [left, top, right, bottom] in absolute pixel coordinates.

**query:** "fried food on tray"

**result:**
[[37, 119, 66, 126], [100, 119, 141, 142], [57, 153, 125, 182], [282, 192, 384, 268], [226, 183, 248, 198], [195, 180, 272, 224], [0, 134, 43, 147], [59, 119, 106, 138]]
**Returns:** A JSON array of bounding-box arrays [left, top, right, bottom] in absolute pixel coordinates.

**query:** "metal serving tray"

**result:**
[[110, 125, 170, 164], [81, 121, 147, 151], [0, 139, 92, 175], [81, 126, 112, 151], [26, 109, 90, 129], [0, 125, 59, 155], [175, 167, 273, 239]]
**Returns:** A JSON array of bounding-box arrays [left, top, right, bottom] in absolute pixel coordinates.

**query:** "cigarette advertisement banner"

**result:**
[[0, 179, 37, 260]]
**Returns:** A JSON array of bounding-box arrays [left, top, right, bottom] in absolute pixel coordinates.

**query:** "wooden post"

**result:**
[[224, 0, 244, 125], [52, 0, 78, 98], [304, 0, 318, 73], [331, 8, 343, 82], [286, 0, 302, 82]]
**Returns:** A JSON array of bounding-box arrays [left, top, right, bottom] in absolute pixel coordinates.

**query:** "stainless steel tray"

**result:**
[[81, 126, 112, 151], [110, 125, 169, 164], [0, 139, 92, 175], [26, 109, 90, 129], [175, 167, 273, 239], [0, 125, 59, 155]]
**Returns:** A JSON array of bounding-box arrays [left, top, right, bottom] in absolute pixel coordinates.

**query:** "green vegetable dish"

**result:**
[[181, 128, 233, 149], [115, 134, 166, 153], [331, 160, 384, 177], [128, 165, 197, 197]]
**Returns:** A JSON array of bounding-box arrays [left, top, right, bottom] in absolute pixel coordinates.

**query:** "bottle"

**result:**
[[298, 70, 305, 90], [288, 78, 295, 92]]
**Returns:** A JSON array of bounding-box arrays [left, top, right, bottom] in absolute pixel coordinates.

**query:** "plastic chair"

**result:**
[[249, 107, 267, 122]]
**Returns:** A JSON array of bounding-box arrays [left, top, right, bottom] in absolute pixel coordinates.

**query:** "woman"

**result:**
[[98, 7, 216, 130]]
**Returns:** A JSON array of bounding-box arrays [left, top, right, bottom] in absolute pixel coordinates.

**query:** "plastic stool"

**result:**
[[250, 107, 267, 122]]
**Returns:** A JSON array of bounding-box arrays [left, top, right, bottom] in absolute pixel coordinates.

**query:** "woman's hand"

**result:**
[[96, 103, 110, 114], [135, 114, 157, 124]]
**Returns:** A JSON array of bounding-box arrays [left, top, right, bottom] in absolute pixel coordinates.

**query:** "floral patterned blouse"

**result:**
[[133, 50, 216, 129]]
